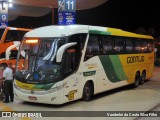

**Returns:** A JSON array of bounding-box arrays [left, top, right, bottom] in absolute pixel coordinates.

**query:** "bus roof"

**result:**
[[25, 25, 153, 39], [0, 26, 31, 31]]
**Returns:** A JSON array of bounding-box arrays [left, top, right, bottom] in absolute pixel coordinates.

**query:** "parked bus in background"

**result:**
[[0, 27, 31, 67], [14, 25, 154, 105]]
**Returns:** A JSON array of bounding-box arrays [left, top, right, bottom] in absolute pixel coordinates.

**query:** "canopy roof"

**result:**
[[8, 0, 108, 20]]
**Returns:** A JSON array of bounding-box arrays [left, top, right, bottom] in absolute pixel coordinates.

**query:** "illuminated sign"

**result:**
[[0, 0, 8, 27], [58, 0, 76, 25]]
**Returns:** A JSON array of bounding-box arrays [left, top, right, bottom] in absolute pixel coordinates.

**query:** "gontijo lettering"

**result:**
[[127, 56, 144, 63]]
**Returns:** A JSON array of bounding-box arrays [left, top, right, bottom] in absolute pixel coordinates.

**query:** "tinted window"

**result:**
[[101, 36, 114, 54], [85, 35, 100, 60], [114, 37, 124, 53], [141, 40, 148, 53], [147, 40, 154, 52], [84, 34, 154, 58], [5, 30, 27, 42], [135, 40, 142, 53], [126, 39, 134, 53]]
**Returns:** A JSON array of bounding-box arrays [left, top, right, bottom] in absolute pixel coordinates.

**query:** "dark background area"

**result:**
[[9, 0, 160, 36]]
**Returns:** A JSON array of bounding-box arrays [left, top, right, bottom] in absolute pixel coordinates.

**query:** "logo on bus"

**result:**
[[31, 90, 34, 94], [127, 56, 144, 63], [65, 90, 77, 100], [85, 63, 98, 69]]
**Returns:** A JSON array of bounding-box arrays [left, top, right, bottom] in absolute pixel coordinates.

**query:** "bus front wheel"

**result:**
[[82, 82, 93, 101]]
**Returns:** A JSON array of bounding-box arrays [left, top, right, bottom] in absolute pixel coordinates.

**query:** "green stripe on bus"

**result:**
[[89, 30, 111, 35], [99, 55, 120, 82], [99, 55, 128, 83], [109, 55, 128, 80]]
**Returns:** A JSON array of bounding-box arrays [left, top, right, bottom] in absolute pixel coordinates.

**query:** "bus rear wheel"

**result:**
[[132, 72, 140, 88], [140, 71, 146, 85], [82, 82, 93, 101]]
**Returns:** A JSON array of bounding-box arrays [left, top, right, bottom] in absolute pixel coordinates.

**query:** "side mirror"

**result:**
[[6, 42, 20, 60], [56, 42, 77, 63]]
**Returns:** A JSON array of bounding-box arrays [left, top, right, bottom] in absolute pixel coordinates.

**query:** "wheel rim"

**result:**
[[135, 74, 140, 86], [85, 86, 90, 97], [141, 73, 146, 81]]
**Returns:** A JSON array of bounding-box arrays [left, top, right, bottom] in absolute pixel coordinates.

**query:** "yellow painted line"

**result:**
[[0, 103, 32, 120], [0, 103, 14, 111], [21, 118, 32, 120]]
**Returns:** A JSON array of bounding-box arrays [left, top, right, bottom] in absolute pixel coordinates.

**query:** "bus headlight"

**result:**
[[47, 82, 67, 93], [14, 83, 20, 90]]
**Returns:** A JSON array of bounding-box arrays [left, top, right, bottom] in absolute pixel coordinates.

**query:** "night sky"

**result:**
[[9, 0, 160, 35]]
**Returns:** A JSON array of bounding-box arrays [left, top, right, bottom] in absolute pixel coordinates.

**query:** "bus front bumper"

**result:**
[[14, 87, 64, 105]]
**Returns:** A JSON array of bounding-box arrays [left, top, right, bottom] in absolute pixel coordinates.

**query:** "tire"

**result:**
[[82, 82, 93, 101], [132, 72, 140, 88], [140, 71, 146, 85]]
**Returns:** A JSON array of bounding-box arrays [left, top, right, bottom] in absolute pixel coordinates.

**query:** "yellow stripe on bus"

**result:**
[[107, 28, 153, 39]]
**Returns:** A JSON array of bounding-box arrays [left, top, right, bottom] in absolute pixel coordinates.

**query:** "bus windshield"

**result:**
[[5, 30, 28, 42], [15, 37, 66, 84]]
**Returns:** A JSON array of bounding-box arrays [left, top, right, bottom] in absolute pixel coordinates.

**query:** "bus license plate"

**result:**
[[28, 96, 37, 101]]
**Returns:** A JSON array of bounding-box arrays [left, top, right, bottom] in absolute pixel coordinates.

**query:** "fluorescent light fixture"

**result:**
[[9, 3, 12, 7], [3, 2, 8, 8]]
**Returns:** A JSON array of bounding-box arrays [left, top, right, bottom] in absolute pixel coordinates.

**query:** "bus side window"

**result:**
[[135, 40, 142, 53], [147, 40, 154, 52], [86, 47, 91, 56], [101, 36, 114, 54], [114, 37, 125, 54], [85, 35, 100, 60], [10, 50, 18, 59], [126, 39, 134, 53], [63, 48, 76, 75], [141, 40, 148, 53]]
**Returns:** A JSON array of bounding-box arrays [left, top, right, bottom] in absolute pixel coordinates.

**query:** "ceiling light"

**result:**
[[9, 3, 12, 7]]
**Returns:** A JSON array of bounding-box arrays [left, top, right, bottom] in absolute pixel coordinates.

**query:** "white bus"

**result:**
[[14, 25, 154, 104]]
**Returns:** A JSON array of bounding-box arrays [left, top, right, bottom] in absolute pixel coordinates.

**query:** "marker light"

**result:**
[[67, 49, 75, 53], [25, 39, 38, 44], [9, 3, 13, 8]]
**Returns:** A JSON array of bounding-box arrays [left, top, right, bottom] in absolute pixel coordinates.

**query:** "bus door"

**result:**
[[63, 73, 79, 102], [62, 48, 80, 102]]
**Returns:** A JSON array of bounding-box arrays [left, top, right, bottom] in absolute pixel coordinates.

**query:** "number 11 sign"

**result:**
[[58, 0, 76, 25]]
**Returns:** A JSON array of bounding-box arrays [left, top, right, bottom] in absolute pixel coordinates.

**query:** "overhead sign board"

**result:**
[[58, 0, 76, 25], [0, 1, 8, 27]]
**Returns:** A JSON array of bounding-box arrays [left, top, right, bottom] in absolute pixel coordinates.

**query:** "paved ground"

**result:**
[[135, 67, 160, 120], [0, 67, 160, 120], [137, 67, 160, 90]]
